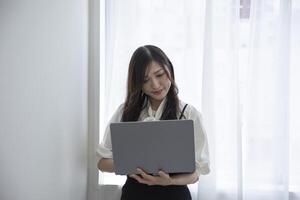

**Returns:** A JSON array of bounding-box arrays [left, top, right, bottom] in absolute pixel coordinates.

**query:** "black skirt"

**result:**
[[121, 176, 192, 200]]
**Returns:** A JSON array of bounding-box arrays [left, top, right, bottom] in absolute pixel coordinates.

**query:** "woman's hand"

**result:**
[[130, 168, 199, 186], [130, 168, 173, 186]]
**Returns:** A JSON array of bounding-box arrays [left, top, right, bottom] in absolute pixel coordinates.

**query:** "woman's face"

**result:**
[[142, 61, 172, 105]]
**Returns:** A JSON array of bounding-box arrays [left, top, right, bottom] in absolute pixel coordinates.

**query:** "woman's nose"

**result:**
[[151, 78, 160, 89]]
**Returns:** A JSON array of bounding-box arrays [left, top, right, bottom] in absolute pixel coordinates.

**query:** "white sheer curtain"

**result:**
[[199, 0, 300, 200], [99, 0, 300, 199], [198, 0, 241, 199], [290, 1, 300, 199]]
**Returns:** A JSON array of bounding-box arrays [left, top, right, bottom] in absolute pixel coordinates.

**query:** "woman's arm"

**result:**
[[97, 158, 115, 173], [130, 168, 199, 186], [96, 104, 125, 173], [171, 171, 199, 185]]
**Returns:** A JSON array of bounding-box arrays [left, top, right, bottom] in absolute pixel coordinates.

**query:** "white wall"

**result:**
[[0, 1, 88, 200]]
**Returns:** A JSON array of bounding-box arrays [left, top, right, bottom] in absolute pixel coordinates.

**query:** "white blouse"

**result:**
[[96, 98, 210, 176]]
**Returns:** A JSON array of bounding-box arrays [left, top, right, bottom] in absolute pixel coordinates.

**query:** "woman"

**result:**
[[97, 45, 210, 200]]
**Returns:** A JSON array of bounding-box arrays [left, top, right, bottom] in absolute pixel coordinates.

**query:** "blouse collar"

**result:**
[[145, 98, 167, 121]]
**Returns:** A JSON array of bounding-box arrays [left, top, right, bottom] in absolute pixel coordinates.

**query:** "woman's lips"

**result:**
[[152, 89, 163, 95]]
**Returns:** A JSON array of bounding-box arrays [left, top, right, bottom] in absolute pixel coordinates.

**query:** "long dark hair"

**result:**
[[121, 45, 179, 122]]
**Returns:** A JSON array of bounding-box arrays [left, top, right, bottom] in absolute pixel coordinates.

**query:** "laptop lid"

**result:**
[[110, 119, 195, 175]]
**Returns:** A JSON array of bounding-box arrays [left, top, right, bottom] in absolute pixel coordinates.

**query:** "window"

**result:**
[[98, 1, 300, 199]]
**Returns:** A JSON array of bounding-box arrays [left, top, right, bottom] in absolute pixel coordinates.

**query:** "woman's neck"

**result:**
[[149, 98, 163, 111]]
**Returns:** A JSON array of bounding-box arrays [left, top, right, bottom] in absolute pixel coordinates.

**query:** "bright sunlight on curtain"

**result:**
[[99, 0, 300, 200]]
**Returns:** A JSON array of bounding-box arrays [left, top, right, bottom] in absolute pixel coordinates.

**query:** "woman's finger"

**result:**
[[130, 174, 150, 185], [137, 168, 156, 182], [158, 170, 170, 179]]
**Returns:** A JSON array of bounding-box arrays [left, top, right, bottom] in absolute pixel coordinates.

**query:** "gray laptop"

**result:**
[[110, 119, 195, 175]]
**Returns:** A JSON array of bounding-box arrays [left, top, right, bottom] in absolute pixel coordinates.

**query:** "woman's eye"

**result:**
[[157, 73, 165, 77], [143, 79, 149, 83]]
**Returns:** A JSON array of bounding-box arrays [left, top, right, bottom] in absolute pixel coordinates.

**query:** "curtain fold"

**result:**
[[289, 1, 300, 199], [200, 0, 241, 199], [242, 0, 290, 199]]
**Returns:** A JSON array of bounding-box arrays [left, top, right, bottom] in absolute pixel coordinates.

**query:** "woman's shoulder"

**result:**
[[116, 103, 126, 111], [178, 100, 202, 118], [179, 100, 199, 112], [109, 103, 125, 122]]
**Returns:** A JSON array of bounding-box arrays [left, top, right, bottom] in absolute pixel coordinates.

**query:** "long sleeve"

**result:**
[[188, 105, 210, 176], [96, 104, 124, 160]]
